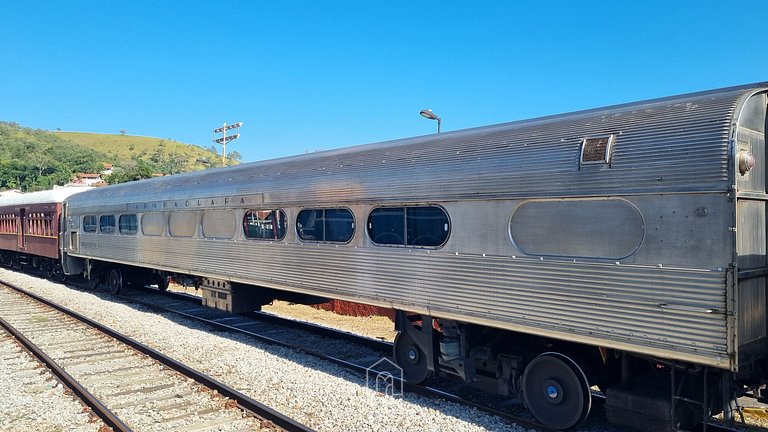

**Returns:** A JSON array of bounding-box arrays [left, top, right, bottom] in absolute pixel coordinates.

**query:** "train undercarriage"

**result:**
[[81, 260, 328, 308], [0, 251, 67, 279], [393, 311, 768, 431]]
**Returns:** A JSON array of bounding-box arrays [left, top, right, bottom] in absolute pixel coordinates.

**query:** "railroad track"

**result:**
[[112, 285, 572, 432], [118, 286, 750, 432], [0, 326, 109, 431], [0, 282, 313, 432], [2, 269, 750, 432]]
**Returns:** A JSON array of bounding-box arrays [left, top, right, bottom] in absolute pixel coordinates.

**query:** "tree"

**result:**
[[228, 151, 243, 162], [105, 159, 156, 184]]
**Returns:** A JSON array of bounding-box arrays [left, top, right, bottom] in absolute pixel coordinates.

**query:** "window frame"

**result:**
[[367, 205, 451, 248], [0, 214, 16, 235], [118, 214, 138, 235], [296, 207, 355, 244], [243, 209, 288, 241], [26, 212, 54, 237], [83, 215, 98, 233], [99, 214, 116, 234]]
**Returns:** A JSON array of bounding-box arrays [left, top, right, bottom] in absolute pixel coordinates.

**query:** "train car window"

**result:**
[[297, 208, 354, 243], [325, 209, 355, 242], [201, 210, 236, 239], [368, 207, 405, 245], [119, 214, 138, 235], [244, 209, 287, 240], [169, 212, 197, 238], [406, 207, 450, 246], [0, 214, 15, 234], [368, 206, 450, 247], [26, 213, 54, 237], [83, 215, 98, 233], [297, 209, 322, 241], [141, 212, 165, 236], [99, 215, 116, 234]]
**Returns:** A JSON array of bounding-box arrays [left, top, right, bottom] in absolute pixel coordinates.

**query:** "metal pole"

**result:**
[[213, 122, 241, 167], [221, 123, 227, 165]]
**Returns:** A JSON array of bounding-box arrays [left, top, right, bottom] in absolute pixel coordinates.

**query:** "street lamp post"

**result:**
[[213, 122, 243, 166], [419, 109, 441, 133]]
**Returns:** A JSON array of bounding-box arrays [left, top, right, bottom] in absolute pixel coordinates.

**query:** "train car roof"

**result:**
[[65, 82, 768, 210], [0, 187, 90, 207]]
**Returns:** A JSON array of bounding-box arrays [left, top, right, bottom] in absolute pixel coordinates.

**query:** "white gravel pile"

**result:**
[[0, 269, 531, 432], [0, 327, 103, 431]]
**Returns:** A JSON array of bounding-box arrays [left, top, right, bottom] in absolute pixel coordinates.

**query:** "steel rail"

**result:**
[[0, 315, 133, 432], [135, 288, 751, 432], [2, 281, 314, 432], [19, 273, 746, 432], [123, 287, 557, 432]]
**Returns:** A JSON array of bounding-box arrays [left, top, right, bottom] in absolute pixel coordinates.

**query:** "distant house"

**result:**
[[102, 163, 113, 176], [72, 173, 106, 187]]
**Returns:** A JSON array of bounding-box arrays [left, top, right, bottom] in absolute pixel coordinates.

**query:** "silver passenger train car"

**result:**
[[59, 83, 768, 431]]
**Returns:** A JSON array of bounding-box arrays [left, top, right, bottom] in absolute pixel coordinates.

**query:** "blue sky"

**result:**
[[1, 1, 766, 163]]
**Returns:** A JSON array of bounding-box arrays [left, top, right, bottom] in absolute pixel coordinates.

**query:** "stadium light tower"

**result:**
[[419, 109, 441, 133], [212, 122, 243, 165]]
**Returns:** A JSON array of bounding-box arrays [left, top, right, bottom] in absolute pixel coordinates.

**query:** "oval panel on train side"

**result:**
[[510, 198, 645, 260]]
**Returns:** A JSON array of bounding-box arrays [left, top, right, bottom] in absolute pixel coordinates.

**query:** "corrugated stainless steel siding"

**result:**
[[75, 236, 729, 367], [64, 86, 761, 212]]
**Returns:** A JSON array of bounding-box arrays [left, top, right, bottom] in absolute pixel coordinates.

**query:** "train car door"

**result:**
[[735, 91, 768, 369], [18, 208, 26, 249]]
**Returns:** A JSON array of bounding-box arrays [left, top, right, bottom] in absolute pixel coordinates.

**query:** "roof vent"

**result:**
[[580, 135, 615, 166]]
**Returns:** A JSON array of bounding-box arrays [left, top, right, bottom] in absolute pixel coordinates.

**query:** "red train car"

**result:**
[[0, 189, 88, 275]]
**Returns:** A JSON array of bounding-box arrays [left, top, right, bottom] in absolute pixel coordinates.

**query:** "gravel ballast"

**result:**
[[0, 327, 104, 432], [0, 269, 530, 432]]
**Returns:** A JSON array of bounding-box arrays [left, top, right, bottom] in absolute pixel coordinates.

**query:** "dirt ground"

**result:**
[[262, 301, 397, 342], [168, 285, 396, 342]]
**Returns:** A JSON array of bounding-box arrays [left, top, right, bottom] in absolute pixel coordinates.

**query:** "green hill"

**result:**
[[0, 122, 109, 191], [0, 122, 233, 191], [55, 131, 228, 173]]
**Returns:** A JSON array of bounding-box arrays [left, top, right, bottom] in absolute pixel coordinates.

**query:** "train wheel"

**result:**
[[44, 261, 55, 279], [393, 331, 431, 384], [88, 272, 100, 290], [157, 275, 170, 291], [521, 352, 591, 430], [108, 268, 123, 295]]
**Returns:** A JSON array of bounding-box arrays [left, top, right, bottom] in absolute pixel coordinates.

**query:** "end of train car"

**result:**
[[0, 188, 88, 277]]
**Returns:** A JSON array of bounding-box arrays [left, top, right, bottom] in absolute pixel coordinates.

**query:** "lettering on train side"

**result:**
[[133, 196, 250, 209]]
